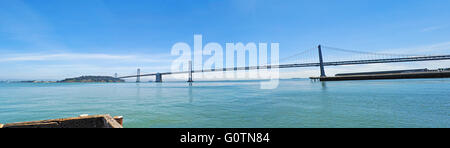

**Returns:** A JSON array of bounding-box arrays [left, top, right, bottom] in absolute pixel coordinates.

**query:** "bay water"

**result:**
[[0, 79, 448, 128]]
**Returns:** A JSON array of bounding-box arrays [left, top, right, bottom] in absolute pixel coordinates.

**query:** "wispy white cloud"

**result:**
[[421, 26, 445, 32], [0, 51, 177, 80], [0, 53, 132, 62], [0, 52, 174, 63]]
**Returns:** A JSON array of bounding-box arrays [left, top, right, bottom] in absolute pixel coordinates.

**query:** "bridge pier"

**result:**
[[155, 73, 162, 83]]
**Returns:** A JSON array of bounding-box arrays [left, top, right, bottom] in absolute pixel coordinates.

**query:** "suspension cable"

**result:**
[[321, 45, 427, 57], [279, 47, 317, 62]]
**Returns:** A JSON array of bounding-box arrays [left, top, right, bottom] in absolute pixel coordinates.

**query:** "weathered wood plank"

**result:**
[[104, 115, 123, 128]]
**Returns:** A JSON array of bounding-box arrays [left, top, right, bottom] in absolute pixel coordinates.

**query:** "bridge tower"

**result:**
[[114, 73, 118, 78], [136, 68, 141, 83], [318, 45, 326, 77], [155, 73, 162, 83], [188, 60, 193, 82]]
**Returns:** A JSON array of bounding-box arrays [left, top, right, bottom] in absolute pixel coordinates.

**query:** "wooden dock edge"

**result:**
[[2, 114, 123, 128]]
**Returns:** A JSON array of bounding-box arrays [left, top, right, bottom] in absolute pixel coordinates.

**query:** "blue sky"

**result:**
[[1, 0, 450, 80]]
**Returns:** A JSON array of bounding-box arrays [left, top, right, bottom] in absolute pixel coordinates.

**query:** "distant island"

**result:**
[[57, 76, 125, 83]]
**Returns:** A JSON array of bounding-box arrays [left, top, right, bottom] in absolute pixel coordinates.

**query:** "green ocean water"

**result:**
[[0, 79, 448, 128]]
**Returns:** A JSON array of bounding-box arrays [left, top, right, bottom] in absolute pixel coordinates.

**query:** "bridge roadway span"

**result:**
[[118, 55, 450, 79]]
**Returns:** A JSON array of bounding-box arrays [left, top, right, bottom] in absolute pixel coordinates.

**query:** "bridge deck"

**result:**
[[119, 55, 450, 79]]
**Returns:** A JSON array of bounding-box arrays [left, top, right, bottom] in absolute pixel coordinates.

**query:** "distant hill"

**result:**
[[58, 76, 125, 83]]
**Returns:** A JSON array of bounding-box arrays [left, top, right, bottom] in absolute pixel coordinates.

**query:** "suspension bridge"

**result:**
[[117, 45, 450, 82]]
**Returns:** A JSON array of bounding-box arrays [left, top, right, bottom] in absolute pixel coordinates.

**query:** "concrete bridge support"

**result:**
[[155, 73, 162, 83]]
